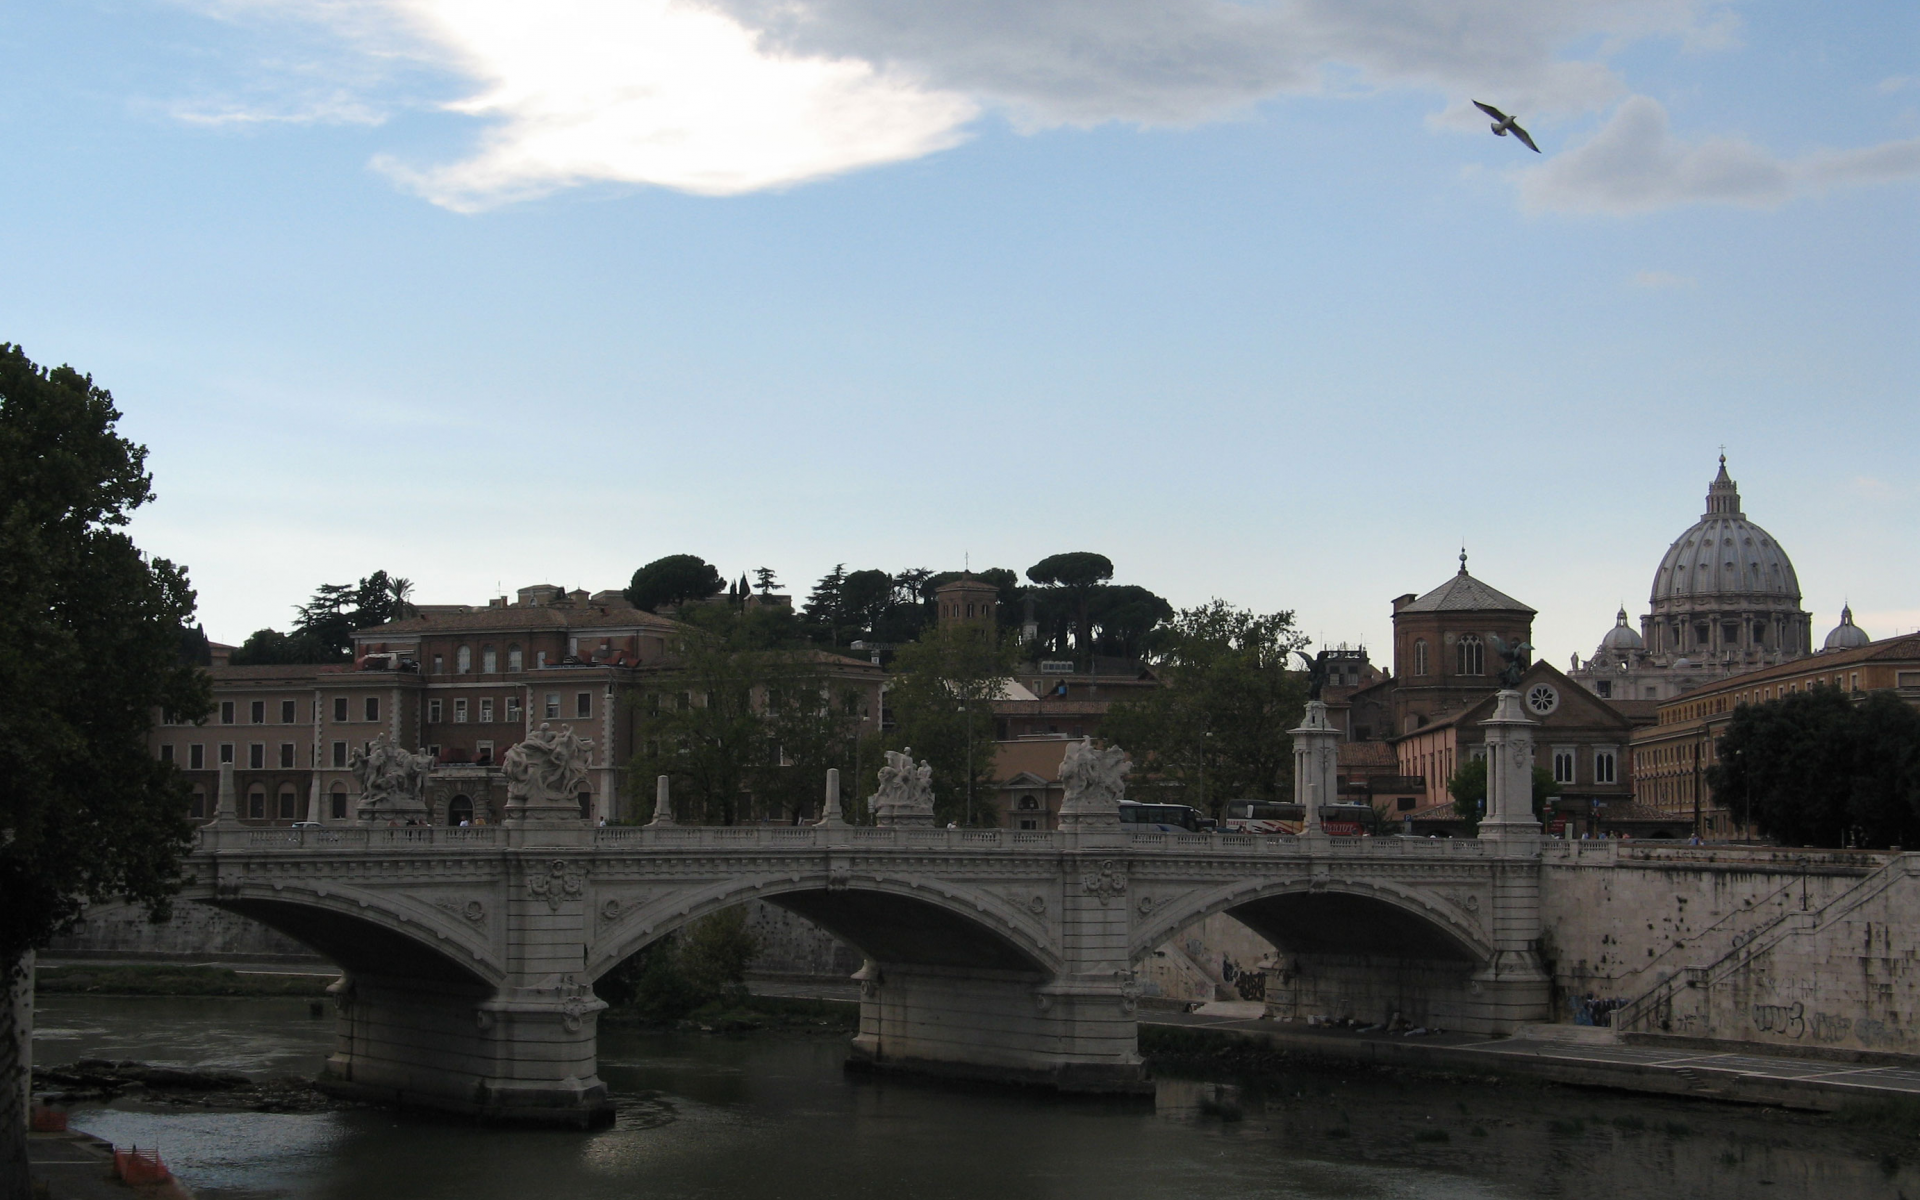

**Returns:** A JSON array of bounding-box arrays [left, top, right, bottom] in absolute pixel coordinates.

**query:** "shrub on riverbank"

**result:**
[[35, 966, 334, 997], [597, 910, 760, 1023]]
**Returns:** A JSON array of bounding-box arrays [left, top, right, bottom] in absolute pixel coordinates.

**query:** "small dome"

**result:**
[[1600, 607, 1645, 653], [1822, 605, 1871, 652]]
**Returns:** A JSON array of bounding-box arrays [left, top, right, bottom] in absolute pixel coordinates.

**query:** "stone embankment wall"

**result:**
[[47, 901, 322, 963], [1539, 844, 1919, 1055]]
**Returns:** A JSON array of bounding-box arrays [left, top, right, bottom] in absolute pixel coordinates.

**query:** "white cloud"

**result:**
[[1521, 95, 1920, 213], [1631, 269, 1694, 288], [185, 1, 1918, 214], [369, 0, 978, 206]]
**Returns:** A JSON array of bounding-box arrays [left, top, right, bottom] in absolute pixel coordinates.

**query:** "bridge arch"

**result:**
[[589, 872, 1062, 983], [192, 883, 505, 988], [1131, 876, 1494, 968]]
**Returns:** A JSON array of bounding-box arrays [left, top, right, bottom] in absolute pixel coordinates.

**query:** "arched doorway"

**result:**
[[330, 786, 348, 820], [448, 794, 475, 826]]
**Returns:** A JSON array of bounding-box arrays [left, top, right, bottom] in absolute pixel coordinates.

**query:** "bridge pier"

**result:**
[[848, 963, 1147, 1092], [319, 971, 612, 1126]]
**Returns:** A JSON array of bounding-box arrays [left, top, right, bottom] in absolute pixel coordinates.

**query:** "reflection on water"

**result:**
[[35, 996, 1918, 1200]]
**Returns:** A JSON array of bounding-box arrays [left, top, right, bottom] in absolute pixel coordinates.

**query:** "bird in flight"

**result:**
[[1472, 101, 1540, 153]]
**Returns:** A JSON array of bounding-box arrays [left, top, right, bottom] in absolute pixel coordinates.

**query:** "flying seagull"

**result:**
[[1472, 101, 1540, 153]]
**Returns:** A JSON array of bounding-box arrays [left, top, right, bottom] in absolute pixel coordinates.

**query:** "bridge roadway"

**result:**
[[184, 817, 1553, 1126]]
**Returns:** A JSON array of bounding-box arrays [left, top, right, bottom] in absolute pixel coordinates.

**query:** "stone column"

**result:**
[[647, 775, 675, 826], [212, 762, 239, 825], [1479, 690, 1540, 840], [817, 768, 845, 826], [306, 777, 323, 825], [1290, 700, 1338, 837]]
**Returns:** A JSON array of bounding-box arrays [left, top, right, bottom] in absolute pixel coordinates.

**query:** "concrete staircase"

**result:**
[[1616, 853, 1919, 1035]]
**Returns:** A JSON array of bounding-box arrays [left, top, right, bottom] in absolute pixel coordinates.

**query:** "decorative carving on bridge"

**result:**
[[599, 899, 622, 923], [1137, 894, 1156, 915], [1028, 894, 1048, 915], [1058, 741, 1130, 827], [872, 749, 935, 827], [1081, 859, 1127, 903], [502, 723, 594, 824], [349, 735, 433, 822], [529, 858, 589, 910]]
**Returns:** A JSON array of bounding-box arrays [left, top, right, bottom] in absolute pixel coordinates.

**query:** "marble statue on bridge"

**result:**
[[348, 735, 433, 823], [1057, 739, 1130, 827], [872, 748, 935, 827], [503, 722, 595, 823]]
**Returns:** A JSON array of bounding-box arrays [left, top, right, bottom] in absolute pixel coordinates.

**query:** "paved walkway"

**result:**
[[1145, 1009, 1920, 1110], [743, 977, 1920, 1111], [29, 1128, 194, 1200]]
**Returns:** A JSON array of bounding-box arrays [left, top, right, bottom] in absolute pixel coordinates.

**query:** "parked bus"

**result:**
[[1223, 799, 1378, 836], [1116, 801, 1211, 832]]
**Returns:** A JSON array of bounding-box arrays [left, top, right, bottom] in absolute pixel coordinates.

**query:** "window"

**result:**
[[278, 786, 298, 820], [483, 646, 497, 673], [190, 743, 205, 770], [508, 645, 523, 672], [332, 741, 347, 768], [429, 698, 443, 723], [545, 693, 561, 719], [480, 698, 494, 723], [247, 787, 266, 820], [454, 698, 469, 723], [576, 692, 592, 718], [458, 645, 472, 674], [1595, 680, 1612, 698], [1552, 748, 1576, 784], [245, 743, 262, 769], [365, 697, 380, 722], [1413, 639, 1428, 676], [248, 700, 263, 724], [190, 789, 206, 819], [476, 740, 493, 765], [221, 701, 235, 725], [333, 697, 349, 722], [1594, 749, 1617, 785], [506, 695, 522, 721], [433, 654, 444, 674], [448, 794, 475, 825], [281, 699, 297, 723], [1457, 635, 1484, 676], [330, 787, 348, 820], [536, 650, 547, 669], [159, 744, 174, 764], [279, 743, 295, 768]]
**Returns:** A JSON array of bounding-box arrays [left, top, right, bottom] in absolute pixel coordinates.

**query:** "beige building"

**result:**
[[156, 584, 884, 825], [1631, 631, 1920, 834]]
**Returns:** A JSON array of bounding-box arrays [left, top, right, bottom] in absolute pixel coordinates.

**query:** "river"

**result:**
[[32, 995, 1917, 1199]]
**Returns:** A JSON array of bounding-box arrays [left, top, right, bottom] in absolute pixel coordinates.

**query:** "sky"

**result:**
[[2, 0, 1915, 663]]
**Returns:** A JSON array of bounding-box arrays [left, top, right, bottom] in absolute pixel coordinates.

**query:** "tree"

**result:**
[[1027, 552, 1114, 667], [232, 570, 417, 664], [625, 554, 725, 613], [1088, 584, 1173, 660], [1102, 602, 1308, 819], [752, 567, 780, 595], [1, 344, 210, 1196], [1709, 687, 1920, 848], [883, 624, 1020, 826], [1446, 758, 1562, 835], [627, 608, 863, 825]]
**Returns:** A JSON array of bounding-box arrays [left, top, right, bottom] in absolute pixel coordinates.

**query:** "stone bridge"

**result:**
[[178, 696, 1557, 1125]]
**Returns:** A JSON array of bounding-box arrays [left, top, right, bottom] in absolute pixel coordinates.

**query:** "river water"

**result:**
[[32, 995, 1917, 1200]]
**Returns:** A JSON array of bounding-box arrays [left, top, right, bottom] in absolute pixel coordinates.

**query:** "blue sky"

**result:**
[[2, 0, 1915, 662]]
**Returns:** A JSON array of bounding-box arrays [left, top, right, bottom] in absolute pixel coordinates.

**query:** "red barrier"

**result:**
[[113, 1145, 172, 1184], [29, 1106, 68, 1132]]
